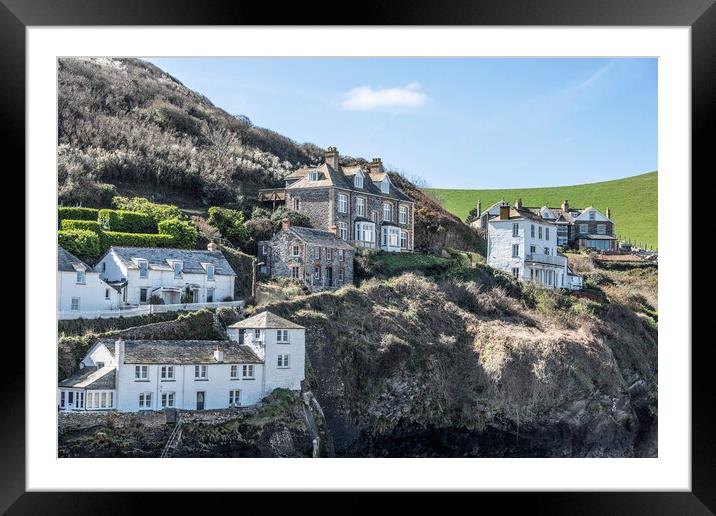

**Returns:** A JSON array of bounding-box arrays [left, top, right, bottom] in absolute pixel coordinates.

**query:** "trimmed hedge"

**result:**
[[157, 218, 198, 248], [60, 219, 102, 233], [58, 229, 102, 258], [98, 209, 157, 234], [58, 207, 99, 223], [101, 231, 174, 249]]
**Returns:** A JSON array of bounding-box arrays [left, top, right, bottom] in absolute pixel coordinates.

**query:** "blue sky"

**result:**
[[147, 57, 657, 189]]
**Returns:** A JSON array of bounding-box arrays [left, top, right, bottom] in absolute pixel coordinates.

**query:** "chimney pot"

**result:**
[[500, 205, 510, 220], [207, 241, 219, 252], [606, 207, 612, 219], [369, 157, 384, 174], [562, 199, 569, 212], [515, 198, 522, 209], [213, 344, 224, 363], [281, 218, 291, 231], [325, 147, 339, 169], [330, 225, 338, 235]]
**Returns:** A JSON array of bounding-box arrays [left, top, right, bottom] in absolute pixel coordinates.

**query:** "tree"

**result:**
[[207, 207, 249, 247], [270, 206, 312, 229], [464, 207, 478, 224]]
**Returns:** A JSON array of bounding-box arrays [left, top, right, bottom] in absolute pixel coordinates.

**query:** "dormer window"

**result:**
[[76, 270, 86, 284], [589, 210, 596, 220], [380, 179, 390, 194], [138, 260, 148, 279], [206, 263, 215, 281], [173, 261, 183, 278], [354, 171, 364, 189], [308, 171, 320, 181]]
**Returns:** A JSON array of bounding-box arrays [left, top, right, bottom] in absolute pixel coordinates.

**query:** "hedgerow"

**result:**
[[157, 218, 198, 248], [58, 229, 102, 257], [98, 209, 157, 233], [111, 196, 183, 224], [101, 231, 174, 249], [58, 207, 99, 223], [60, 219, 102, 233]]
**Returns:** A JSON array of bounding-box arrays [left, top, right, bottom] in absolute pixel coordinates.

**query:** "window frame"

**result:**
[[160, 365, 175, 380], [135, 365, 148, 381], [75, 269, 86, 284], [291, 244, 300, 257], [512, 244, 520, 258], [337, 193, 348, 213], [338, 222, 348, 240], [277, 353, 290, 369], [382, 202, 392, 222], [356, 197, 366, 217], [161, 391, 175, 408], [512, 223, 519, 237], [206, 263, 215, 281], [399, 206, 408, 224], [194, 364, 208, 380], [71, 297, 80, 311], [173, 261, 183, 279], [138, 259, 148, 279], [242, 364, 255, 379], [277, 329, 290, 343]]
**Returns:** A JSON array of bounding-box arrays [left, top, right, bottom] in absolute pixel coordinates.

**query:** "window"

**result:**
[[292, 197, 300, 211], [512, 223, 519, 237], [356, 197, 366, 217], [597, 224, 606, 235], [354, 173, 363, 189], [96, 361, 105, 368], [135, 365, 148, 380], [545, 227, 550, 240], [101, 262, 106, 273], [314, 247, 321, 260], [512, 267, 520, 278], [60, 391, 65, 408], [314, 266, 321, 283], [242, 364, 255, 378], [338, 249, 345, 261], [589, 210, 596, 220], [161, 366, 174, 380], [530, 245, 536, 254], [206, 264, 215, 281], [399, 206, 408, 224], [140, 288, 148, 303], [512, 244, 519, 258], [579, 224, 588, 235], [101, 392, 108, 408], [371, 211, 378, 223], [229, 365, 239, 379], [194, 365, 208, 380], [338, 222, 348, 240], [277, 354, 290, 368], [338, 268, 345, 282], [206, 288, 214, 303], [161, 392, 175, 408], [380, 180, 390, 194], [105, 288, 110, 300], [308, 171, 319, 181], [400, 231, 408, 249], [356, 222, 374, 243], [338, 193, 348, 213], [229, 389, 241, 407], [254, 329, 261, 339], [139, 392, 152, 409], [325, 248, 333, 261], [544, 247, 550, 255], [290, 266, 300, 279], [277, 329, 289, 343], [71, 297, 80, 311], [383, 203, 392, 222], [138, 260, 148, 279], [292, 244, 300, 257], [538, 227, 543, 239], [76, 270, 85, 284], [173, 261, 183, 278]]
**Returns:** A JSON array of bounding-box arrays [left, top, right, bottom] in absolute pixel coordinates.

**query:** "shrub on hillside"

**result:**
[[246, 217, 275, 242], [269, 206, 312, 229], [251, 207, 271, 219], [98, 209, 157, 233], [58, 207, 99, 222], [207, 207, 249, 247], [111, 196, 183, 224], [157, 218, 198, 248], [101, 231, 174, 249], [58, 229, 102, 258], [150, 102, 203, 137], [60, 219, 103, 233]]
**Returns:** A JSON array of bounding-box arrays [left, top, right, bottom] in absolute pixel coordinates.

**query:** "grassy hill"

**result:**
[[426, 171, 658, 250]]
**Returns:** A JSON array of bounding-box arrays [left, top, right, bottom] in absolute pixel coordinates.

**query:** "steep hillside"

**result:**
[[426, 172, 658, 249]]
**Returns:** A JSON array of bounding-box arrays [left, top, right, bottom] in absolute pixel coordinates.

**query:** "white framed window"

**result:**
[[101, 262, 106, 273], [338, 222, 348, 240], [254, 329, 261, 339], [101, 392, 109, 409], [206, 264, 215, 281], [71, 297, 80, 311], [380, 179, 390, 194], [338, 268, 345, 282], [309, 171, 319, 181], [354, 173, 363, 189], [325, 248, 333, 261], [538, 226, 543, 239], [135, 365, 148, 380], [589, 210, 596, 220], [60, 391, 65, 408], [105, 288, 110, 300], [290, 266, 300, 279], [231, 364, 239, 378], [76, 270, 85, 284], [512, 223, 519, 237], [160, 365, 175, 380], [206, 288, 215, 303], [292, 244, 300, 257], [400, 231, 408, 249], [229, 389, 241, 407], [138, 259, 148, 279], [512, 244, 519, 258], [194, 365, 207, 380], [313, 266, 321, 283], [371, 211, 378, 223], [399, 206, 408, 224], [277, 329, 289, 343], [338, 193, 348, 213], [173, 261, 183, 278], [355, 222, 374, 243], [242, 364, 255, 379], [512, 267, 519, 278], [597, 224, 606, 234], [161, 392, 175, 408], [338, 249, 345, 261], [531, 224, 535, 237], [545, 227, 550, 240], [314, 247, 321, 260], [140, 288, 148, 303], [139, 392, 152, 409], [277, 354, 290, 368], [292, 197, 301, 210], [530, 244, 536, 254], [544, 247, 550, 255], [579, 224, 588, 235], [356, 197, 366, 217], [383, 203, 392, 222]]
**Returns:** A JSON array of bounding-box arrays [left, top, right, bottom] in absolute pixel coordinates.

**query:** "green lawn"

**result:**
[[426, 171, 658, 250]]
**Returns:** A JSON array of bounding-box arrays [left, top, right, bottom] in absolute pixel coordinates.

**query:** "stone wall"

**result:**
[[285, 188, 331, 230]]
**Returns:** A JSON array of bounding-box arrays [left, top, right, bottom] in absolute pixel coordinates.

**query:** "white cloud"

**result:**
[[341, 82, 428, 111]]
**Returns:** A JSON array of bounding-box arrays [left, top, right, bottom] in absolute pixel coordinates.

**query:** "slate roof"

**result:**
[[58, 246, 89, 272], [287, 226, 355, 251], [229, 311, 304, 330], [59, 367, 116, 390], [122, 340, 263, 364], [576, 234, 617, 240], [109, 247, 236, 276]]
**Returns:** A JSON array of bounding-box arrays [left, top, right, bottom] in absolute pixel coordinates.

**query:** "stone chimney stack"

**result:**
[[476, 199, 482, 217], [281, 218, 291, 231], [515, 198, 523, 209], [207, 241, 219, 252], [562, 199, 569, 212], [213, 344, 224, 363], [329, 225, 338, 235], [114, 338, 125, 368], [369, 158, 384, 175], [500, 205, 510, 220], [325, 146, 339, 169], [606, 207, 612, 219]]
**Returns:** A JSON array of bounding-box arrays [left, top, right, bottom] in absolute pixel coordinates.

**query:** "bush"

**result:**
[[60, 219, 103, 233], [207, 207, 249, 247], [150, 103, 203, 137], [58, 207, 99, 222], [101, 231, 174, 249], [112, 196, 183, 224], [148, 294, 164, 305], [98, 209, 157, 233], [158, 218, 198, 248], [246, 217, 275, 242], [251, 207, 271, 219], [58, 229, 102, 258], [270, 206, 312, 229]]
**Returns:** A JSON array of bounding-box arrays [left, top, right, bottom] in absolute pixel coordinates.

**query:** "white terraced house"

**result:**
[[58, 246, 122, 313], [57, 311, 306, 412], [487, 205, 582, 290], [94, 243, 236, 307]]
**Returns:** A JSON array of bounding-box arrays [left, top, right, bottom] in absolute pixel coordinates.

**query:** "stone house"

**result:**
[[58, 311, 305, 412], [260, 147, 415, 252], [257, 219, 356, 292], [58, 245, 122, 314]]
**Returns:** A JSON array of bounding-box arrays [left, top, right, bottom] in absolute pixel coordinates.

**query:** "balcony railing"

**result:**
[[525, 253, 567, 267]]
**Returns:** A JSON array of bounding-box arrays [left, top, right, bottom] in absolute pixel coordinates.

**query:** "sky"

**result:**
[[147, 57, 657, 189]]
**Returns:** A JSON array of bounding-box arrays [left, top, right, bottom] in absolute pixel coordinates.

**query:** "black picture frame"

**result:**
[[3, 0, 708, 512]]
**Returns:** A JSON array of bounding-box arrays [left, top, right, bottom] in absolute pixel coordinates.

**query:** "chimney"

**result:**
[[562, 199, 569, 212], [370, 158, 384, 175], [213, 343, 224, 363], [515, 198, 522, 209], [500, 205, 510, 220], [329, 225, 338, 235], [114, 338, 125, 367], [476, 199, 482, 216], [281, 218, 291, 231], [606, 207, 612, 219], [207, 241, 219, 252], [325, 146, 339, 169]]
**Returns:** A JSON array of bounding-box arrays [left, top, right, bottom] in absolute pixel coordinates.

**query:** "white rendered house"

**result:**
[[58, 311, 306, 412], [58, 246, 121, 313], [487, 205, 582, 290], [94, 243, 236, 307]]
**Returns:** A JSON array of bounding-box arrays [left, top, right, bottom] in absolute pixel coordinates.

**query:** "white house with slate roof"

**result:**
[[94, 243, 236, 307], [58, 246, 121, 313], [58, 311, 306, 412]]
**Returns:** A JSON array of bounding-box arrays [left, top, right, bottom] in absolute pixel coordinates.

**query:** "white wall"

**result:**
[[262, 328, 306, 392], [57, 270, 120, 312]]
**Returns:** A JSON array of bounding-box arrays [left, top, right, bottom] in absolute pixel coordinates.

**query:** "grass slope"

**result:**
[[426, 172, 658, 250]]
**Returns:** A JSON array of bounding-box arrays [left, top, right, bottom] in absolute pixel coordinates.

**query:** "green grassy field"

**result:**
[[426, 171, 658, 250]]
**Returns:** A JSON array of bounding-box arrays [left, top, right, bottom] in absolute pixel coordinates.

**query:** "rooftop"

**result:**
[[109, 246, 236, 276], [59, 366, 116, 390], [58, 246, 89, 272], [120, 339, 263, 364], [229, 311, 304, 330], [288, 226, 355, 250]]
